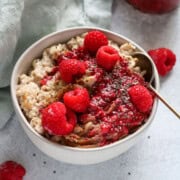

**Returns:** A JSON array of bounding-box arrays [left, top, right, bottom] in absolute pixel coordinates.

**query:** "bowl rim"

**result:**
[[11, 26, 159, 152]]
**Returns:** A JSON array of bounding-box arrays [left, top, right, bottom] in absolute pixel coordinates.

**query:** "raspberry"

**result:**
[[148, 48, 176, 76], [59, 59, 86, 83], [41, 102, 76, 135], [128, 85, 153, 113], [96, 46, 121, 71], [84, 30, 108, 53], [0, 161, 26, 180], [63, 88, 90, 112]]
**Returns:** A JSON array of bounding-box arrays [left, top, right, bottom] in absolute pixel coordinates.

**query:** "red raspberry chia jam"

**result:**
[[59, 47, 154, 146]]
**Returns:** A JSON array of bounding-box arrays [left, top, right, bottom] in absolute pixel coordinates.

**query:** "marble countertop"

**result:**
[[0, 0, 180, 179]]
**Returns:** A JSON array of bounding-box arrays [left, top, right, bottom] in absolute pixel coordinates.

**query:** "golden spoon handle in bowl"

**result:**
[[150, 85, 180, 119]]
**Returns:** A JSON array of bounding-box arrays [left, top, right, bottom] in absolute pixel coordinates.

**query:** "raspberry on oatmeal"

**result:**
[[16, 30, 154, 148]]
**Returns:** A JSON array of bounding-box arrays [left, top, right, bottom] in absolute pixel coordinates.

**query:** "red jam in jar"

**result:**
[[127, 0, 180, 14]]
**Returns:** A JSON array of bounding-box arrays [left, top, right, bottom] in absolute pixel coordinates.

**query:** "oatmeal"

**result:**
[[16, 30, 154, 148]]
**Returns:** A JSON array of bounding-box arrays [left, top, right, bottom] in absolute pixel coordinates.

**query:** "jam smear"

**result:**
[[41, 46, 154, 146], [59, 47, 154, 146], [40, 76, 53, 86]]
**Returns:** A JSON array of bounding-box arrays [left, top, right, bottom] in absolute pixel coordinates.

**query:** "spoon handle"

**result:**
[[150, 85, 180, 119]]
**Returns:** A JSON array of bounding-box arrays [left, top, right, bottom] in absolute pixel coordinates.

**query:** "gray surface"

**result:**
[[1, 0, 180, 179]]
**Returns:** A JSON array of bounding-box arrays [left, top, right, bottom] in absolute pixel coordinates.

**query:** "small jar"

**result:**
[[127, 0, 180, 14]]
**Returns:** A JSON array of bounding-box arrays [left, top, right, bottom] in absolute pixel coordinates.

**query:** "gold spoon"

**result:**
[[132, 52, 180, 119]]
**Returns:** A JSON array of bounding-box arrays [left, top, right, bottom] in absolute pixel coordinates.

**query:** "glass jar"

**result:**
[[127, 0, 180, 14]]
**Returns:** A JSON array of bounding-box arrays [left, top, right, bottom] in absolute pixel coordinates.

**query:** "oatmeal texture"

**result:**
[[17, 33, 149, 147]]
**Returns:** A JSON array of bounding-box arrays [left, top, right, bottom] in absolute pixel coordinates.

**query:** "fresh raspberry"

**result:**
[[84, 30, 108, 53], [128, 85, 153, 113], [41, 102, 76, 135], [148, 48, 176, 76], [63, 87, 90, 113], [96, 46, 121, 71], [0, 161, 26, 180], [59, 59, 86, 83]]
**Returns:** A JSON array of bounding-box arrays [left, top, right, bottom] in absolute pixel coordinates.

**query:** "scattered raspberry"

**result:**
[[59, 59, 86, 83], [148, 48, 176, 76], [63, 88, 90, 113], [128, 85, 153, 113], [0, 161, 26, 180], [96, 46, 121, 71], [84, 30, 108, 53], [41, 102, 76, 135]]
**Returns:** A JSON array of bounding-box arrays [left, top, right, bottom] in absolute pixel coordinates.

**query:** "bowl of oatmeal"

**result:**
[[11, 27, 159, 165]]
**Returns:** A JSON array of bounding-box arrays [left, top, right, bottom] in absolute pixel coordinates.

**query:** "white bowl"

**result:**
[[11, 27, 159, 165]]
